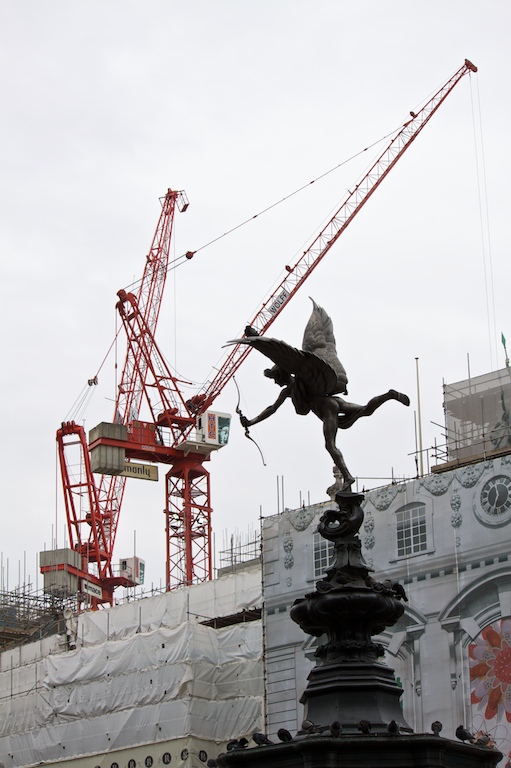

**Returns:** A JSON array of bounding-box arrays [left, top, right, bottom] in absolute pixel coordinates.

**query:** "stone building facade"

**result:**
[[262, 370, 511, 760]]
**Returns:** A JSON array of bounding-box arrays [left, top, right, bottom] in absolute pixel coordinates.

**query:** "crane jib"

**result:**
[[202, 60, 477, 410]]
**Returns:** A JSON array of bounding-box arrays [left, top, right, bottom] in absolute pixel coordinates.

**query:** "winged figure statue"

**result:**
[[227, 300, 409, 490]]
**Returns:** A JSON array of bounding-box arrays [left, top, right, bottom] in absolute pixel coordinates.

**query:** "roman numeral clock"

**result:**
[[475, 474, 511, 526]]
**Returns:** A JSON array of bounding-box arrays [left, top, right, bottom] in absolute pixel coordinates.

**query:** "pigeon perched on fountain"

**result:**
[[358, 720, 372, 735], [456, 725, 475, 743], [253, 733, 273, 746]]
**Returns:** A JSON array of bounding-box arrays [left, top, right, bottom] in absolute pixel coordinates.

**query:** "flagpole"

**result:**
[[502, 332, 509, 369], [415, 358, 424, 477]]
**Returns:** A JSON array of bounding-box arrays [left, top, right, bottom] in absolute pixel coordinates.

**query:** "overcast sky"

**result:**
[[1, 1, 509, 594]]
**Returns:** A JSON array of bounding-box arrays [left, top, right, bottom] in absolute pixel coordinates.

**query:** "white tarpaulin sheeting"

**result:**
[[0, 570, 264, 768], [2, 697, 263, 767], [45, 622, 261, 686], [74, 570, 262, 646]]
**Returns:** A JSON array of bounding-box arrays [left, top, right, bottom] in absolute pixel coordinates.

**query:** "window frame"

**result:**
[[390, 501, 435, 562], [313, 531, 334, 578]]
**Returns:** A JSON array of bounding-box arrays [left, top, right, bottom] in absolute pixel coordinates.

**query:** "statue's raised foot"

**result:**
[[389, 389, 410, 407]]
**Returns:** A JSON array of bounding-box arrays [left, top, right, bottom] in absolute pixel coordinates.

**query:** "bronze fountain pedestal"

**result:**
[[217, 491, 501, 768], [290, 490, 410, 734]]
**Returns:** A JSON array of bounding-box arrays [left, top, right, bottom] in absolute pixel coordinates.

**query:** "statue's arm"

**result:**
[[241, 388, 290, 428]]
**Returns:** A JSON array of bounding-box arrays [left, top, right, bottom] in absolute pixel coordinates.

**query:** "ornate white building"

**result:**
[[262, 366, 511, 760]]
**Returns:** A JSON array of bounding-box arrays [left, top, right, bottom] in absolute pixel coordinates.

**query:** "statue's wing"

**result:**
[[224, 336, 338, 396], [302, 299, 348, 394]]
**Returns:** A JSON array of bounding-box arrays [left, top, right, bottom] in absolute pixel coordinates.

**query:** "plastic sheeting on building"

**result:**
[[72, 569, 262, 647], [0, 569, 264, 768]]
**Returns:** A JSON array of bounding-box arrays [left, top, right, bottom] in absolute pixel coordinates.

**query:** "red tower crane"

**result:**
[[50, 189, 192, 605], [46, 59, 476, 605]]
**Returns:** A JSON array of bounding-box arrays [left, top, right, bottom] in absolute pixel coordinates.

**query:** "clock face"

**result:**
[[475, 475, 511, 526]]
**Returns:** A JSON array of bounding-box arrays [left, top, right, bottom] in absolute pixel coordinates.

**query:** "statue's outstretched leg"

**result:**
[[338, 390, 410, 430]]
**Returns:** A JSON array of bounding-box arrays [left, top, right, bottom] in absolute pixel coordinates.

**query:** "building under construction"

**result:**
[[0, 558, 263, 768], [0, 587, 72, 651]]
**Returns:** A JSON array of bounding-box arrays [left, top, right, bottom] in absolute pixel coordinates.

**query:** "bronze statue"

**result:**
[[227, 300, 409, 490]]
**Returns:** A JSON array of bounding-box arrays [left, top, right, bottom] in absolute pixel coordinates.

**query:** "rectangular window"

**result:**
[[396, 504, 427, 557], [313, 532, 334, 578]]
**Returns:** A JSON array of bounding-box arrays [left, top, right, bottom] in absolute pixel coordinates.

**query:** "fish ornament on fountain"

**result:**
[[290, 486, 409, 669]]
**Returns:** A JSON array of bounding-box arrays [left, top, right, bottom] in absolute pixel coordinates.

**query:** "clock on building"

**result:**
[[474, 475, 511, 526]]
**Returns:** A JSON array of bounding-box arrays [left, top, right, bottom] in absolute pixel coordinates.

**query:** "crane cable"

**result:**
[[67, 118, 437, 420], [470, 74, 497, 369], [123, 122, 408, 299], [188, 131, 395, 257], [185, 70, 477, 270], [64, 380, 98, 423]]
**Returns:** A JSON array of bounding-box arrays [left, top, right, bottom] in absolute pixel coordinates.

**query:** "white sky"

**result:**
[[1, 1, 509, 594]]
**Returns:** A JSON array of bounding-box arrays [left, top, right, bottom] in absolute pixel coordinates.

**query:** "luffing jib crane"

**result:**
[[44, 59, 476, 606], [49, 189, 192, 606]]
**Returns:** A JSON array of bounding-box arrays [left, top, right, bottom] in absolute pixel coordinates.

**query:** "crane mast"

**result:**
[[115, 190, 184, 426], [94, 189, 190, 583], [49, 189, 189, 606], [49, 60, 476, 604]]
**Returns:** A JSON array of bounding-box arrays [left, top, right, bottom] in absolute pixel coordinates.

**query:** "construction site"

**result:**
[[6, 57, 511, 767]]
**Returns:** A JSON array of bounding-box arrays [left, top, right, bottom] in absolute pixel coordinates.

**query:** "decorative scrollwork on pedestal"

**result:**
[[291, 490, 406, 664]]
